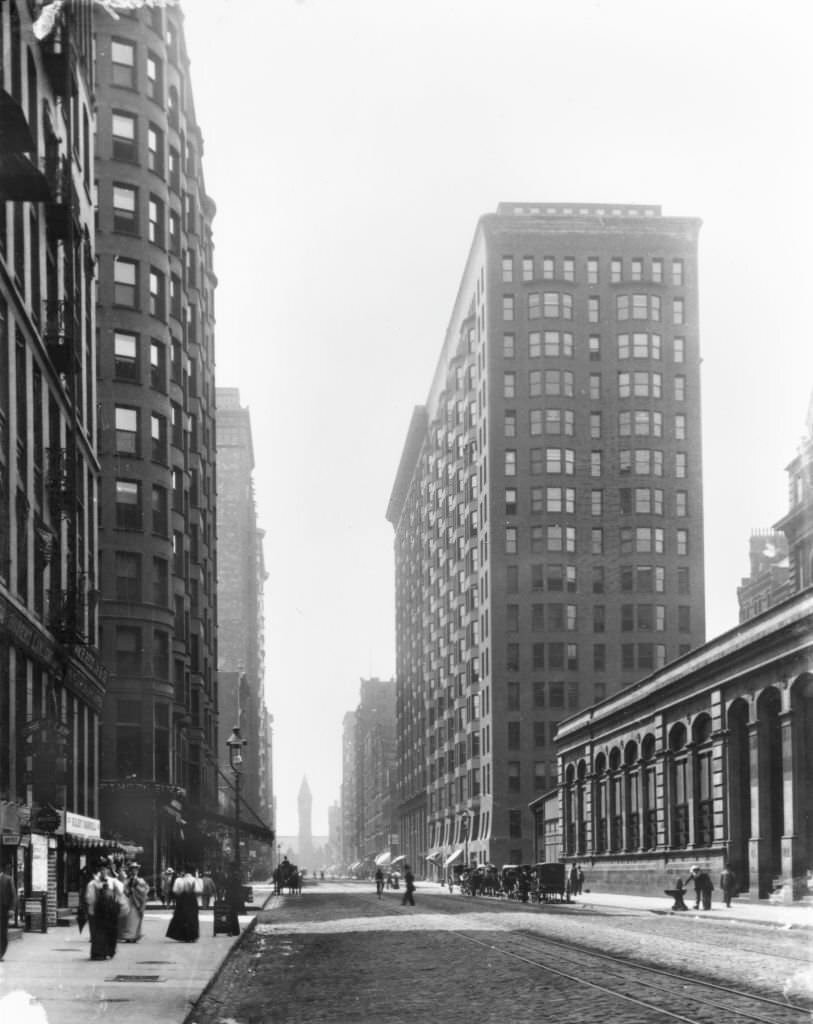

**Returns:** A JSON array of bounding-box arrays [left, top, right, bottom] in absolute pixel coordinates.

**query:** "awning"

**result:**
[[445, 848, 463, 867], [375, 851, 392, 867], [391, 855, 406, 865], [191, 808, 275, 844], [425, 851, 442, 863]]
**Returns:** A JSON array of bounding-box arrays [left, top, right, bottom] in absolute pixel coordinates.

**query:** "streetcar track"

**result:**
[[346, 885, 812, 1024]]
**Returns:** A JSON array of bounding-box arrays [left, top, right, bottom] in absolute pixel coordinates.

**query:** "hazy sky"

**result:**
[[179, 0, 813, 836]]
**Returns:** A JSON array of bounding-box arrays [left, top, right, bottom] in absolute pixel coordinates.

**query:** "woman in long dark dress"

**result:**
[[86, 862, 124, 960], [166, 865, 199, 942]]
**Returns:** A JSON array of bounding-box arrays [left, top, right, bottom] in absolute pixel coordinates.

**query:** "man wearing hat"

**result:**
[[686, 865, 714, 910]]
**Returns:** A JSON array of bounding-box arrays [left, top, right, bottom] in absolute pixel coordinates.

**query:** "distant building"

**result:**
[[388, 203, 706, 872], [216, 387, 273, 847], [298, 776, 313, 866], [774, 391, 813, 592], [341, 678, 398, 874], [737, 530, 791, 622]]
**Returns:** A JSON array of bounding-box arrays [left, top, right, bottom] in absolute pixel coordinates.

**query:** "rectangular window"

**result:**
[[651, 258, 663, 283], [590, 373, 601, 400], [676, 452, 687, 478], [587, 257, 599, 284], [674, 337, 685, 363], [148, 195, 164, 246], [150, 412, 166, 462], [501, 256, 513, 283], [146, 52, 163, 102], [504, 450, 516, 477], [675, 375, 686, 401], [115, 550, 141, 601], [504, 410, 516, 438], [611, 258, 622, 283], [563, 258, 575, 282], [114, 258, 138, 307], [591, 527, 603, 554], [114, 330, 138, 380], [528, 292, 541, 319], [112, 39, 136, 88], [152, 484, 168, 535], [113, 183, 138, 233], [147, 123, 164, 174], [115, 626, 142, 674], [112, 111, 137, 161], [673, 298, 684, 324], [676, 491, 688, 516], [588, 297, 599, 322], [503, 371, 515, 399], [672, 259, 684, 286], [522, 256, 533, 281], [116, 479, 141, 529], [115, 406, 139, 454], [591, 490, 603, 516], [503, 333, 515, 358], [543, 257, 555, 280], [503, 295, 514, 321], [505, 527, 517, 554], [590, 412, 601, 438], [677, 528, 688, 556], [150, 340, 166, 390], [149, 268, 165, 319]]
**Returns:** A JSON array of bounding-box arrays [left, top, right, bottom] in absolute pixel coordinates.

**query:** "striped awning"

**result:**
[[444, 848, 463, 867], [374, 851, 392, 867]]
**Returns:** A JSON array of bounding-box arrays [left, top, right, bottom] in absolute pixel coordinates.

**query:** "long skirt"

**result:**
[[166, 890, 199, 942], [90, 899, 119, 960]]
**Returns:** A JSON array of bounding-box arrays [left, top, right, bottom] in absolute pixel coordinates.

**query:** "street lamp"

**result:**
[[461, 810, 470, 870], [226, 727, 246, 916]]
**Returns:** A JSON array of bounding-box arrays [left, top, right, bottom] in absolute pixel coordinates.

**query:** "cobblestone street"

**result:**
[[187, 882, 813, 1024]]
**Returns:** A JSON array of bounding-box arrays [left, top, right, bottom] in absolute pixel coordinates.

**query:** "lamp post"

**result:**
[[226, 727, 246, 915], [461, 810, 470, 870]]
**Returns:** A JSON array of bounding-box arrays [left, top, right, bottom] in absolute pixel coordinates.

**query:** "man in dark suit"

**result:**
[[0, 861, 17, 960]]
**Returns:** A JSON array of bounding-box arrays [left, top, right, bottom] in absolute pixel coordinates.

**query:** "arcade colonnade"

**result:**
[[550, 590, 813, 900]]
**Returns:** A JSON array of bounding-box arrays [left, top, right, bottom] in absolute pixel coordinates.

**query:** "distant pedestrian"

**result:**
[[200, 870, 217, 909], [401, 865, 416, 907], [162, 867, 176, 908], [568, 864, 578, 898], [686, 865, 713, 910], [720, 864, 737, 908], [576, 866, 584, 895], [166, 864, 200, 942], [0, 861, 16, 961], [375, 868, 384, 898]]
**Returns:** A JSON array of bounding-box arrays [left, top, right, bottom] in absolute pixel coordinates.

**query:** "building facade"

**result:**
[[340, 709, 358, 870], [94, 5, 219, 879], [0, 0, 108, 923], [388, 203, 706, 873], [737, 530, 791, 622], [215, 387, 273, 856], [541, 394, 813, 901]]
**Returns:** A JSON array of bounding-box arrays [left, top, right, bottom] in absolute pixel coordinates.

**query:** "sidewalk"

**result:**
[[547, 889, 813, 929], [0, 885, 274, 1024]]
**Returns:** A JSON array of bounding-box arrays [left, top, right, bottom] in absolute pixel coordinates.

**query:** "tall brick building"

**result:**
[[388, 203, 706, 871], [94, 5, 219, 876]]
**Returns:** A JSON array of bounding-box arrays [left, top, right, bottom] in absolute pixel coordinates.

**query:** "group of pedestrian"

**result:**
[[82, 857, 148, 961], [680, 864, 737, 910]]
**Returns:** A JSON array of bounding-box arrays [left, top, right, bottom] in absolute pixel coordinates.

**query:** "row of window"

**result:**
[[506, 602, 680, 633], [502, 331, 687, 363], [110, 110, 199, 198], [502, 293, 686, 325], [502, 368, 687, 400], [110, 37, 187, 135], [506, 639, 690, 674], [111, 184, 196, 269], [504, 486, 690, 517], [504, 447, 689, 478], [505, 524, 691, 556], [112, 258, 202, 330], [501, 255, 685, 287], [507, 563, 691, 595], [505, 409, 688, 440]]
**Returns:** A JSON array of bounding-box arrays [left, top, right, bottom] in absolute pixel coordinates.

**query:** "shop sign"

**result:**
[[65, 812, 100, 839], [34, 807, 62, 833], [1, 834, 20, 845]]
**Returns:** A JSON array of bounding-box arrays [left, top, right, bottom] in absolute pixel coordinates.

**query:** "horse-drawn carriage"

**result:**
[[529, 862, 567, 902]]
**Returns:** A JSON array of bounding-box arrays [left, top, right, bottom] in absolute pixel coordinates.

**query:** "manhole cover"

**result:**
[[107, 975, 163, 983]]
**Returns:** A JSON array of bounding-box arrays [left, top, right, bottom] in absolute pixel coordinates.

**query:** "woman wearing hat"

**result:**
[[120, 862, 149, 942]]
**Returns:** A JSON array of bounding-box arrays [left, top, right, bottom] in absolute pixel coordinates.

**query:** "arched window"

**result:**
[[669, 723, 689, 848], [641, 734, 658, 848], [594, 753, 608, 853], [693, 714, 713, 845]]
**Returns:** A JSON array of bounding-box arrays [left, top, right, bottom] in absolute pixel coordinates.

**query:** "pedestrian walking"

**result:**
[[401, 865, 416, 907], [375, 868, 384, 898], [720, 864, 737, 908], [200, 869, 217, 909], [568, 863, 578, 898], [86, 859, 126, 960], [576, 866, 584, 895], [162, 866, 176, 907], [0, 860, 16, 961], [166, 864, 200, 942], [686, 865, 714, 910], [120, 862, 149, 942]]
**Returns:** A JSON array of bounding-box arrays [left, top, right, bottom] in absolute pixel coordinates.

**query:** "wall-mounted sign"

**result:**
[[65, 812, 100, 839]]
